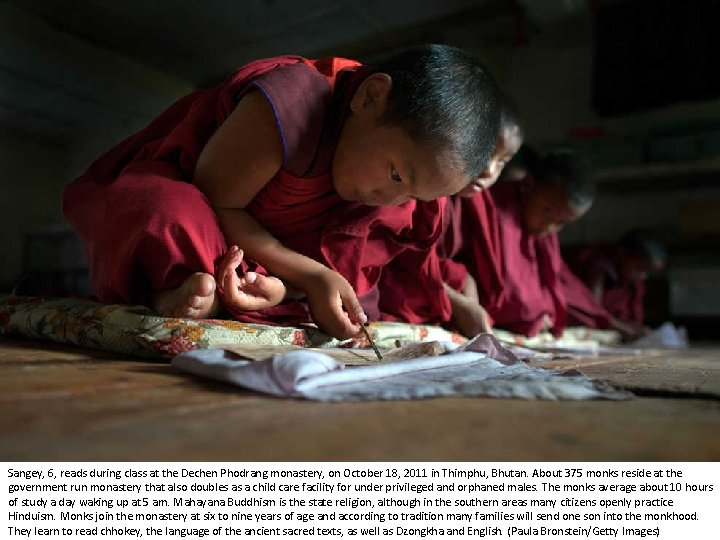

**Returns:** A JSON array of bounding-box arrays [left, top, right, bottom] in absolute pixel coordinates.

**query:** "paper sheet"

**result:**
[[172, 334, 630, 402], [215, 340, 447, 366]]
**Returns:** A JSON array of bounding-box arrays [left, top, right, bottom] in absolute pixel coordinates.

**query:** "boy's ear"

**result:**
[[350, 73, 392, 115]]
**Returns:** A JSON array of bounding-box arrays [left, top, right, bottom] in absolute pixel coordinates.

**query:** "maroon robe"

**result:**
[[559, 261, 612, 328], [340, 198, 451, 325], [376, 187, 505, 327], [63, 55, 449, 325], [374, 199, 451, 325], [437, 191, 505, 320], [605, 281, 645, 324], [487, 182, 567, 337], [573, 247, 645, 324]]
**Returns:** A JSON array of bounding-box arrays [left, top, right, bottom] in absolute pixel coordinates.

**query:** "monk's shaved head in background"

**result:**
[[535, 149, 594, 211], [499, 96, 523, 149], [521, 149, 594, 236], [618, 228, 667, 265], [616, 228, 666, 283]]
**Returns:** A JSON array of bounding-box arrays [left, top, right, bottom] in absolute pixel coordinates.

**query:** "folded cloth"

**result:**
[[172, 334, 630, 401], [629, 322, 689, 349]]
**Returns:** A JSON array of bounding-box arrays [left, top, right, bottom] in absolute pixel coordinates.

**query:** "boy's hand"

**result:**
[[301, 268, 366, 339], [453, 295, 493, 338], [216, 246, 286, 310], [444, 282, 493, 338], [611, 317, 649, 342]]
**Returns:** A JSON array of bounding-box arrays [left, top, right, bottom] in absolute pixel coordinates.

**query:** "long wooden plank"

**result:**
[[530, 348, 720, 397], [1, 339, 719, 462]]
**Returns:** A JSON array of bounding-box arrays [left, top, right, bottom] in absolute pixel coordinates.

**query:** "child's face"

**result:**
[[456, 126, 522, 198], [333, 74, 469, 206], [521, 183, 588, 237]]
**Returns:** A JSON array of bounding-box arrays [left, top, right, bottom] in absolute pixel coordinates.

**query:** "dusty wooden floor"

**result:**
[[1, 338, 719, 461]]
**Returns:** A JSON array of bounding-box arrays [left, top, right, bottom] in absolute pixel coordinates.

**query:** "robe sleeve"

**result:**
[[456, 191, 505, 313], [321, 199, 451, 324], [560, 261, 612, 328]]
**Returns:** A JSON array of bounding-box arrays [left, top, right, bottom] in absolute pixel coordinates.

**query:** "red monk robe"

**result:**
[[376, 192, 503, 333], [487, 182, 567, 337], [558, 261, 612, 329], [375, 189, 504, 327], [438, 191, 505, 317], [375, 204, 451, 326], [64, 55, 449, 325], [572, 247, 646, 324], [328, 198, 450, 325]]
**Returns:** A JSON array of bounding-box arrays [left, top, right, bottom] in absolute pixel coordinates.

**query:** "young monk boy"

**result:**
[[558, 260, 641, 341], [482, 150, 594, 337], [436, 102, 524, 337], [63, 45, 501, 339], [566, 228, 666, 339], [373, 99, 521, 332]]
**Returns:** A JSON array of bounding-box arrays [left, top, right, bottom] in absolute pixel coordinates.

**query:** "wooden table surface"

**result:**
[[1, 338, 719, 461]]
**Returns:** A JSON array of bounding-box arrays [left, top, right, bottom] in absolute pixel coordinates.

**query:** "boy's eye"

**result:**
[[390, 166, 402, 183]]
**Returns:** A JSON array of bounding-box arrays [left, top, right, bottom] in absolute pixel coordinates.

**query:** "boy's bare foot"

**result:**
[[154, 272, 221, 319]]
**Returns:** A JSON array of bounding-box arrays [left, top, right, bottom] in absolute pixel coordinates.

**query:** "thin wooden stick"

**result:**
[[360, 324, 383, 361]]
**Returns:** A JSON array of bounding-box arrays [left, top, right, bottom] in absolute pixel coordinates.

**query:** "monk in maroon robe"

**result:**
[[485, 151, 594, 337], [567, 228, 666, 339], [432, 103, 523, 336], [63, 46, 502, 338]]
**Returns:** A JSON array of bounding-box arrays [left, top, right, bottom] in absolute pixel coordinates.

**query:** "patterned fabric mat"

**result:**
[[0, 296, 621, 360], [0, 296, 464, 358]]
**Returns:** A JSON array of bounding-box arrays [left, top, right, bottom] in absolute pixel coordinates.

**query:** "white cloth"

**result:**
[[629, 322, 689, 349], [172, 334, 630, 402]]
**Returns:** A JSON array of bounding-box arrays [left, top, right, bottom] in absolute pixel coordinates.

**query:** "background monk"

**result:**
[[559, 260, 644, 342], [567, 228, 667, 339], [436, 100, 524, 337], [485, 149, 594, 337], [64, 44, 501, 339]]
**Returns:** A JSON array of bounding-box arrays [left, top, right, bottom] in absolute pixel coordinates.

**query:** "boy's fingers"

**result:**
[[327, 301, 356, 336], [221, 269, 237, 296], [481, 318, 493, 334], [217, 246, 248, 292], [480, 309, 492, 332], [241, 274, 269, 297], [340, 290, 367, 325], [311, 300, 358, 339]]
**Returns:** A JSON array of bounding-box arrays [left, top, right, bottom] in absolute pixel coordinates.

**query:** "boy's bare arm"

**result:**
[[194, 91, 364, 338], [215, 208, 365, 337], [609, 316, 648, 342], [461, 271, 480, 303], [195, 91, 283, 210], [443, 280, 492, 337]]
